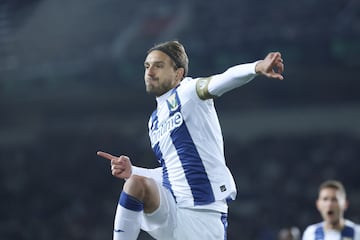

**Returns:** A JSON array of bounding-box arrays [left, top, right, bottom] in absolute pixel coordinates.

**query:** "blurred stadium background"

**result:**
[[1, 0, 359, 239]]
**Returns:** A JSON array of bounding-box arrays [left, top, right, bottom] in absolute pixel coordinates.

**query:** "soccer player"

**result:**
[[97, 40, 284, 240], [302, 180, 360, 240]]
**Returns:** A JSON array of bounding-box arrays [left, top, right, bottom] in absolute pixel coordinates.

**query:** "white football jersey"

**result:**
[[148, 77, 236, 210]]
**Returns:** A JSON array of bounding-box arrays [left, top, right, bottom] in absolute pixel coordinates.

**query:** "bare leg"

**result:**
[[123, 175, 160, 213], [113, 175, 160, 240]]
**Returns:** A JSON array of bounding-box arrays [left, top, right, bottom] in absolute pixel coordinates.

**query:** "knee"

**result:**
[[123, 175, 155, 201], [123, 175, 160, 212]]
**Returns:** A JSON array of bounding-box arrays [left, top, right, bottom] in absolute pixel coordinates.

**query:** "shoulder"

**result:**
[[178, 77, 196, 91], [304, 222, 323, 232], [345, 219, 360, 229], [178, 77, 203, 101], [356, 225, 360, 240]]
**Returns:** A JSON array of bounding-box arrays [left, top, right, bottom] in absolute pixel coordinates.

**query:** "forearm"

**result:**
[[208, 61, 258, 97], [196, 61, 258, 99]]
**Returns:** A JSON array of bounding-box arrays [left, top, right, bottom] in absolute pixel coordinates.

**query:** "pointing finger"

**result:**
[[97, 151, 118, 161]]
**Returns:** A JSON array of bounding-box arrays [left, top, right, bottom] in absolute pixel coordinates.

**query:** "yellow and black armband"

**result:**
[[196, 77, 214, 100]]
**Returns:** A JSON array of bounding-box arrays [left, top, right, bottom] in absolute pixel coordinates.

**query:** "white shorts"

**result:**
[[140, 182, 227, 240]]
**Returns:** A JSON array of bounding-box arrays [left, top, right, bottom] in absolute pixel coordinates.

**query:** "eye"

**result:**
[[155, 63, 164, 68]]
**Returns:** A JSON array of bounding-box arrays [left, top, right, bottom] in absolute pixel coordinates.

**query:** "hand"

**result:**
[[255, 52, 284, 80], [97, 151, 132, 179]]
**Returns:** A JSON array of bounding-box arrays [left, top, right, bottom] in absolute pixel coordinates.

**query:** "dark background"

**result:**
[[1, 0, 359, 239]]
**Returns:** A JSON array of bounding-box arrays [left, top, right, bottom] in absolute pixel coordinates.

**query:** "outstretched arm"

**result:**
[[196, 52, 284, 99]]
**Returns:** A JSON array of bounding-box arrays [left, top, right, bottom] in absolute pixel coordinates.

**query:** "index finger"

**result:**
[[269, 52, 281, 65], [97, 151, 117, 161]]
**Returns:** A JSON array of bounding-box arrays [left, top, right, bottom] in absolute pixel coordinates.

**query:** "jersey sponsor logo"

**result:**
[[150, 111, 183, 145]]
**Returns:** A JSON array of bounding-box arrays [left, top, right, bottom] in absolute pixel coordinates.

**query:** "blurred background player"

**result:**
[[302, 180, 360, 240]]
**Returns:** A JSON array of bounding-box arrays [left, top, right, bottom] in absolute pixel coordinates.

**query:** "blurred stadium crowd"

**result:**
[[0, 0, 359, 239]]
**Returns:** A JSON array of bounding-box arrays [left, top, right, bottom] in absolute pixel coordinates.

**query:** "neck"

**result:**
[[325, 219, 345, 231]]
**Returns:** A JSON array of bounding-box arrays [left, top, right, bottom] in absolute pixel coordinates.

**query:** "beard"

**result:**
[[145, 78, 175, 97]]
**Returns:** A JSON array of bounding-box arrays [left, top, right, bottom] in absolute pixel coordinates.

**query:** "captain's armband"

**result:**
[[196, 77, 214, 100]]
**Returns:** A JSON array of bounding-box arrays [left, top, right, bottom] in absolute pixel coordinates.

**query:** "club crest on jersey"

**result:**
[[166, 93, 180, 112]]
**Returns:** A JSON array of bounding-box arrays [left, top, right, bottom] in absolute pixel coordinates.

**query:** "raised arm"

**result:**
[[196, 52, 284, 99]]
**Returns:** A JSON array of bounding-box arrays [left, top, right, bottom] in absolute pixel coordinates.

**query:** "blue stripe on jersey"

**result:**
[[169, 89, 215, 205], [221, 213, 228, 240], [152, 142, 176, 201], [314, 224, 324, 240], [150, 110, 176, 200], [150, 110, 161, 165], [150, 110, 158, 132], [342, 225, 355, 239]]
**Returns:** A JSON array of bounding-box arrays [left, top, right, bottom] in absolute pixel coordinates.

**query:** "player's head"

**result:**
[[147, 41, 189, 78], [144, 41, 189, 96], [316, 180, 348, 228]]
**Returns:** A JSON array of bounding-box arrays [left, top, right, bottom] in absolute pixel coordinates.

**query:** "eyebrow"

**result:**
[[144, 60, 165, 65]]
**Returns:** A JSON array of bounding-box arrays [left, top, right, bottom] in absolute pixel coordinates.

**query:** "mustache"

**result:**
[[146, 77, 158, 82]]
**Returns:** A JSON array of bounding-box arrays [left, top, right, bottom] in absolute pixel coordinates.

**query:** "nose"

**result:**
[[326, 199, 338, 208], [146, 65, 156, 77]]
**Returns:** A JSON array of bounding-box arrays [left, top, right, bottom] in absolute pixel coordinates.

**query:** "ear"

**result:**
[[176, 67, 185, 80], [344, 199, 349, 211]]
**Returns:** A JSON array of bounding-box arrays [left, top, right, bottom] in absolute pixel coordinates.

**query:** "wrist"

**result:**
[[254, 60, 263, 74]]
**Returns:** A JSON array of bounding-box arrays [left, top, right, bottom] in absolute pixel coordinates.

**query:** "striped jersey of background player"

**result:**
[[302, 180, 360, 240]]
